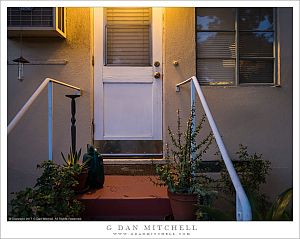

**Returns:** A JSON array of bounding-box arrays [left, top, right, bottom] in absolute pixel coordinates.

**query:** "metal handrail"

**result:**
[[7, 77, 81, 161], [176, 76, 252, 221]]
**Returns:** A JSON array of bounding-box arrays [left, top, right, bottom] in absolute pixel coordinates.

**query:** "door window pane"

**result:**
[[105, 8, 152, 66]]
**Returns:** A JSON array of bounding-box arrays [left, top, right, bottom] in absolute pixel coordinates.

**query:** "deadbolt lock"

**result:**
[[154, 72, 161, 79], [154, 61, 160, 67]]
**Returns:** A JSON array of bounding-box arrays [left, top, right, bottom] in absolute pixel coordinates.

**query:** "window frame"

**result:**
[[195, 7, 278, 86]]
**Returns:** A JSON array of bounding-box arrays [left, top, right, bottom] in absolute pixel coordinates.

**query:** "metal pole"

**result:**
[[8, 78, 50, 134], [191, 76, 252, 221], [66, 95, 80, 155], [191, 81, 196, 162], [8, 78, 81, 135], [48, 81, 53, 161], [236, 193, 242, 221]]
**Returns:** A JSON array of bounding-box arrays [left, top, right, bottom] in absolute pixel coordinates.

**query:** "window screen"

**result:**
[[196, 8, 276, 85], [105, 8, 152, 66]]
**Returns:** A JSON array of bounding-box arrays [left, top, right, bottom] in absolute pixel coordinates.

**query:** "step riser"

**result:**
[[80, 198, 172, 220]]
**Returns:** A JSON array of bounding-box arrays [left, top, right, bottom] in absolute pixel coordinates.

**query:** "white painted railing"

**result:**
[[7, 78, 81, 161], [176, 76, 252, 221]]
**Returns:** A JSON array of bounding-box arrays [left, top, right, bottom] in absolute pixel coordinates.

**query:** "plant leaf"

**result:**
[[269, 188, 292, 220], [61, 152, 68, 165]]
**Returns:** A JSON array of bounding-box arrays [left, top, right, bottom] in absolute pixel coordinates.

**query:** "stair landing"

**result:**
[[77, 176, 172, 220]]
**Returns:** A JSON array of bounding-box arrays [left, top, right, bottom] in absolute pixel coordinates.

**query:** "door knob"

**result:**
[[154, 72, 161, 79], [154, 61, 160, 67]]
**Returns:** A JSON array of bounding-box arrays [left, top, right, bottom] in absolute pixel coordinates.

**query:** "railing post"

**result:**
[[48, 81, 53, 161], [176, 76, 252, 221], [236, 193, 242, 221], [191, 81, 196, 162]]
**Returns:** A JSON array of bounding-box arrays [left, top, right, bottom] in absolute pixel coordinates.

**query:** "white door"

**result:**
[[94, 8, 163, 155]]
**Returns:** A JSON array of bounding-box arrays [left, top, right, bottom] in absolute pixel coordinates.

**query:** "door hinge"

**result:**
[[92, 55, 94, 66]]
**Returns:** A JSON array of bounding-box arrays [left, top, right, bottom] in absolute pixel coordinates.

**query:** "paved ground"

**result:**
[[78, 175, 168, 199]]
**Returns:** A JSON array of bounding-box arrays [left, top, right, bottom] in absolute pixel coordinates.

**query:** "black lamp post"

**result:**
[[66, 94, 80, 155]]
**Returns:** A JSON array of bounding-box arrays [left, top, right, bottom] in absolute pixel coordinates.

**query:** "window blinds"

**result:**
[[238, 8, 274, 84], [105, 8, 152, 66], [196, 7, 275, 85], [196, 8, 236, 85]]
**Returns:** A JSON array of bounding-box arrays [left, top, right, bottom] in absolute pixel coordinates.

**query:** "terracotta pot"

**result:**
[[74, 170, 88, 193], [168, 190, 197, 220]]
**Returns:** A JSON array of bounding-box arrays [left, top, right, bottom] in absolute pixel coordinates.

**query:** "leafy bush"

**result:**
[[219, 144, 272, 218], [197, 187, 293, 221], [10, 161, 83, 219], [220, 144, 271, 195], [196, 145, 284, 221], [153, 107, 216, 197], [247, 187, 292, 221]]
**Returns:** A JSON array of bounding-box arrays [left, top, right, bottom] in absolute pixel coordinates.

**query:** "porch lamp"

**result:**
[[13, 7, 31, 82], [13, 56, 29, 81]]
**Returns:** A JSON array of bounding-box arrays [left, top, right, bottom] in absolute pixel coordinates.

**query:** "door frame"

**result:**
[[93, 7, 163, 141]]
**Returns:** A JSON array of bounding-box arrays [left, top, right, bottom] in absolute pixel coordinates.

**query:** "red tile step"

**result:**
[[77, 176, 172, 220]]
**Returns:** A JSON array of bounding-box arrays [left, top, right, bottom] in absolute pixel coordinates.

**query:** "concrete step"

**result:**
[[77, 176, 172, 220]]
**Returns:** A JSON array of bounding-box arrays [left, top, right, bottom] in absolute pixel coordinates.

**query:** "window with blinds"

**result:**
[[105, 8, 152, 66], [196, 8, 276, 85]]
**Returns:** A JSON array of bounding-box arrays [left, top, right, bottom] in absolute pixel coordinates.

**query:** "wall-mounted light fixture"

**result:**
[[13, 56, 29, 81], [13, 7, 30, 82]]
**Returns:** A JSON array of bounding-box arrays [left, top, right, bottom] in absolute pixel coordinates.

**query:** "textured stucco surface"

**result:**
[[163, 8, 293, 199], [7, 7, 293, 202], [7, 8, 93, 196], [163, 8, 197, 137]]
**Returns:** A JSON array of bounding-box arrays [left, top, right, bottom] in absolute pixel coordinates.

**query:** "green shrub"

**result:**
[[196, 145, 286, 221], [219, 144, 272, 218], [220, 144, 271, 195], [153, 107, 215, 196], [10, 161, 83, 219]]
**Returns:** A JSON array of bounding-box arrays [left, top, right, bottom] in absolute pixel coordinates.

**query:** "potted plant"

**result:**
[[153, 107, 216, 220], [61, 148, 89, 193]]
